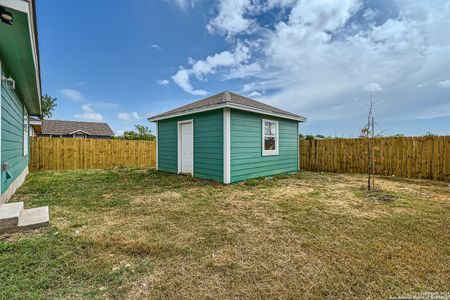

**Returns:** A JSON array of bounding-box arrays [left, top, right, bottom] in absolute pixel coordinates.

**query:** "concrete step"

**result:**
[[18, 206, 49, 231], [0, 202, 24, 229]]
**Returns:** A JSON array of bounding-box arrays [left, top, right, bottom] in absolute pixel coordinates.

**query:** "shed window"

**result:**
[[262, 119, 279, 156]]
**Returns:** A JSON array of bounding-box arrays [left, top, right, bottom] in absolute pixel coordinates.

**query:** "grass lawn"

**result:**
[[1, 169, 449, 299]]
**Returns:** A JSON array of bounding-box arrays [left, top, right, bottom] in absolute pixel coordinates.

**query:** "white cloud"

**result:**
[[157, 79, 170, 86], [172, 42, 252, 95], [170, 0, 450, 132], [151, 44, 161, 50], [171, 0, 199, 10], [248, 91, 262, 98], [58, 89, 84, 101], [207, 0, 256, 38], [117, 112, 140, 121], [364, 82, 383, 92], [438, 79, 450, 88], [74, 104, 104, 122], [172, 69, 207, 95]]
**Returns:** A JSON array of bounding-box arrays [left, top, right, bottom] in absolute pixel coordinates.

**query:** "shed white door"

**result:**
[[180, 122, 193, 174]]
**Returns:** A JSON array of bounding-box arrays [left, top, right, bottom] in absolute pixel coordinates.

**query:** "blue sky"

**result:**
[[37, 0, 450, 137]]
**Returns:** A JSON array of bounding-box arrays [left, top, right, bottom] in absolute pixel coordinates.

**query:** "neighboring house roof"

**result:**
[[41, 120, 114, 136], [148, 91, 307, 122]]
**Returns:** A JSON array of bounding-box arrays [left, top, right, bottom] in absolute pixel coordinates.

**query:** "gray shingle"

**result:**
[[41, 120, 114, 136], [149, 91, 305, 120]]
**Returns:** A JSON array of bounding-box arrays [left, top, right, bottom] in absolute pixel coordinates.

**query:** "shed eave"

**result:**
[[148, 103, 307, 122]]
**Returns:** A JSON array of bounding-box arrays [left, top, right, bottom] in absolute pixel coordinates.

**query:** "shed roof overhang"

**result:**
[[0, 0, 41, 116], [148, 102, 308, 122]]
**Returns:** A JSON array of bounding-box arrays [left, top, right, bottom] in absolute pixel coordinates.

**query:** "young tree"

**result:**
[[360, 92, 376, 190], [40, 94, 57, 119]]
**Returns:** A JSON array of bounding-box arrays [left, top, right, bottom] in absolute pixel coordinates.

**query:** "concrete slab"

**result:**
[[18, 206, 49, 230], [0, 202, 24, 229]]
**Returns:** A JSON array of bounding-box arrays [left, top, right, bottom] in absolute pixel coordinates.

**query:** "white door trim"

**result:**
[[177, 119, 194, 175], [223, 108, 231, 184]]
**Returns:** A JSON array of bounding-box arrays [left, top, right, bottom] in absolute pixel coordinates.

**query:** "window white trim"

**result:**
[[223, 109, 231, 184], [23, 105, 29, 156], [262, 119, 279, 156], [177, 119, 194, 175]]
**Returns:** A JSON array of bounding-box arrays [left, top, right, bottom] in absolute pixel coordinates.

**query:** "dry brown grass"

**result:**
[[2, 169, 449, 299]]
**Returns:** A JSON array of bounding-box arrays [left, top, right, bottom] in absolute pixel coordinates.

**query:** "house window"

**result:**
[[262, 119, 279, 156], [23, 107, 29, 156]]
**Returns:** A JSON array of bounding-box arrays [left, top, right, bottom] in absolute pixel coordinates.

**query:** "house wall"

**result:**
[[230, 109, 298, 182], [158, 109, 224, 182], [1, 67, 29, 199]]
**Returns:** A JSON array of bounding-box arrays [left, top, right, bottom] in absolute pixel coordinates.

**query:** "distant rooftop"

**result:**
[[149, 91, 306, 121], [41, 120, 114, 136]]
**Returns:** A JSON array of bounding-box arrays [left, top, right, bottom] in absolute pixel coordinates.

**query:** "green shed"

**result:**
[[149, 91, 306, 184]]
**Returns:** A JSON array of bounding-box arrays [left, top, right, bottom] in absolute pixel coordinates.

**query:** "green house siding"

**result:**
[[230, 109, 298, 183], [158, 109, 223, 182], [1, 72, 28, 194]]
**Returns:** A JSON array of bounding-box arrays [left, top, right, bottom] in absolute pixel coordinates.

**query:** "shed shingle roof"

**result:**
[[149, 91, 306, 121], [41, 120, 114, 136]]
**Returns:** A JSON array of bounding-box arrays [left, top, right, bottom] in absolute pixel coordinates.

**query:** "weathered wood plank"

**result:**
[[29, 137, 156, 172], [298, 136, 449, 182]]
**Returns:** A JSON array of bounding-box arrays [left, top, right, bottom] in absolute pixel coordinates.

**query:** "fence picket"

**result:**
[[299, 136, 449, 182], [29, 137, 156, 172]]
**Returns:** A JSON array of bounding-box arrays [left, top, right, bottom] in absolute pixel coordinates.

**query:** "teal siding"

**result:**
[[230, 109, 298, 182], [158, 109, 223, 182], [1, 70, 28, 194]]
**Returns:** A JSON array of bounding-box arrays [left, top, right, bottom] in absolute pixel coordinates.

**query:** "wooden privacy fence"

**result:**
[[300, 136, 450, 181], [29, 137, 156, 172]]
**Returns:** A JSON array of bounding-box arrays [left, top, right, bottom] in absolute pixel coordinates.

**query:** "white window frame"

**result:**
[[23, 105, 29, 156], [262, 119, 279, 156]]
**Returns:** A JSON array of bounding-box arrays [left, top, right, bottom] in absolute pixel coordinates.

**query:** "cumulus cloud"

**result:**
[[207, 0, 256, 38], [74, 104, 104, 122], [157, 79, 170, 86], [172, 69, 208, 95], [117, 112, 140, 121], [58, 89, 84, 101], [151, 44, 161, 50], [248, 91, 262, 97], [170, 0, 450, 132], [172, 42, 252, 95]]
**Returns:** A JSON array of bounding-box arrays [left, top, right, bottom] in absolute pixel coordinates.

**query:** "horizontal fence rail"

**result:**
[[300, 136, 450, 182], [29, 137, 156, 172]]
